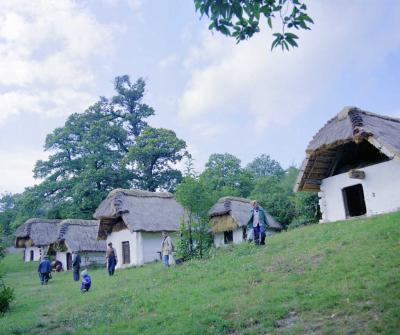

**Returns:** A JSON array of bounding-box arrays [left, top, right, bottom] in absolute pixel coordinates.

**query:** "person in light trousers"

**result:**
[[161, 231, 174, 267]]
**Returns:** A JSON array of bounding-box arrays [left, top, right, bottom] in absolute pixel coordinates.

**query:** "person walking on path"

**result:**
[[72, 251, 81, 281], [247, 201, 269, 245], [161, 231, 174, 267], [38, 256, 51, 285], [106, 242, 117, 276]]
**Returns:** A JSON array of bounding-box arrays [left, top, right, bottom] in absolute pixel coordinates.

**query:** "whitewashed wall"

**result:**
[[24, 246, 41, 262], [320, 159, 400, 222], [107, 229, 170, 268], [213, 229, 243, 247], [107, 229, 140, 268], [56, 251, 68, 269]]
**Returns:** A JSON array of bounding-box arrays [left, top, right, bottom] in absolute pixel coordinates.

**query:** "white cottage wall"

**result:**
[[214, 233, 224, 247], [233, 229, 243, 244], [107, 229, 142, 268], [320, 159, 400, 222], [24, 246, 41, 262], [56, 251, 67, 269], [214, 229, 243, 247]]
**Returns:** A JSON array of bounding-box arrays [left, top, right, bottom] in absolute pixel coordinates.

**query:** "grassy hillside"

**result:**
[[1, 212, 399, 335]]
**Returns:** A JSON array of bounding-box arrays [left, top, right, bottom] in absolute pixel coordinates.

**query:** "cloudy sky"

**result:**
[[1, 0, 400, 194]]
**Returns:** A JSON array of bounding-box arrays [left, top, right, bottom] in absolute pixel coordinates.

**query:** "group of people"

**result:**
[[37, 201, 265, 289], [38, 253, 91, 292]]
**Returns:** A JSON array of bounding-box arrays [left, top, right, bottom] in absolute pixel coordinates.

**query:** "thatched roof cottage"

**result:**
[[49, 219, 106, 270], [94, 189, 184, 268], [15, 218, 62, 262], [209, 197, 282, 247], [295, 106, 400, 222]]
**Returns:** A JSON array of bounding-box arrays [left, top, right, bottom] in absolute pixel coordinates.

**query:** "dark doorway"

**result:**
[[342, 184, 367, 217], [122, 241, 130, 264], [66, 252, 72, 270], [224, 231, 233, 244], [30, 250, 34, 261], [242, 227, 247, 240]]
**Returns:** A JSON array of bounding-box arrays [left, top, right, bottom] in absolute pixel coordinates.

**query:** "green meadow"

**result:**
[[1, 212, 399, 335]]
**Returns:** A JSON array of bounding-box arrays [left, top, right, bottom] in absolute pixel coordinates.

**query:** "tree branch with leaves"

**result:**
[[194, 0, 313, 50]]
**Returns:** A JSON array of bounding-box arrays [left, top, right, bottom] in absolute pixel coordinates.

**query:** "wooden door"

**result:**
[[122, 241, 130, 264], [66, 253, 72, 270]]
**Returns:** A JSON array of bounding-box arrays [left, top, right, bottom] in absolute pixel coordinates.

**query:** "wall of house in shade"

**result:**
[[319, 159, 400, 222], [56, 251, 105, 270], [24, 246, 42, 262]]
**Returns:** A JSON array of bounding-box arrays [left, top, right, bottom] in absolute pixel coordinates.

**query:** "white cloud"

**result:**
[[0, 150, 48, 194], [0, 0, 118, 123], [179, 1, 400, 133]]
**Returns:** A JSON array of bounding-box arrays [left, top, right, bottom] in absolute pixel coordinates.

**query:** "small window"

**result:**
[[224, 231, 233, 244], [122, 241, 130, 264], [30, 250, 34, 261], [342, 184, 367, 217]]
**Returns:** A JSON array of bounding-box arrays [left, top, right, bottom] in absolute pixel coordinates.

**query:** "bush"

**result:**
[[0, 282, 14, 314]]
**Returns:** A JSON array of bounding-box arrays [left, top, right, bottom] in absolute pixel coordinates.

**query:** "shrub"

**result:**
[[0, 282, 14, 314]]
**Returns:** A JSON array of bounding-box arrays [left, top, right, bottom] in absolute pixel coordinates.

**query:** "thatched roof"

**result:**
[[15, 218, 62, 248], [94, 188, 185, 239], [56, 219, 106, 253], [208, 197, 282, 233], [295, 107, 400, 192]]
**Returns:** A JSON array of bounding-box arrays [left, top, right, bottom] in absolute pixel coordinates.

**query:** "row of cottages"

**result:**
[[94, 189, 184, 268], [15, 218, 105, 269], [15, 218, 61, 262], [209, 197, 282, 247], [49, 219, 106, 269], [295, 107, 400, 222]]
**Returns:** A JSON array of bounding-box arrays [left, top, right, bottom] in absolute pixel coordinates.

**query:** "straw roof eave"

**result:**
[[295, 107, 400, 192]]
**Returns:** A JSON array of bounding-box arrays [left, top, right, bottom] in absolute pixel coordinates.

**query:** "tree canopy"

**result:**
[[194, 0, 313, 50]]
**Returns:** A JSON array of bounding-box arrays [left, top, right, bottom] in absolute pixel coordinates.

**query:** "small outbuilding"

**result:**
[[94, 189, 184, 268], [49, 219, 106, 270], [209, 197, 282, 247], [15, 218, 62, 262], [295, 106, 400, 222]]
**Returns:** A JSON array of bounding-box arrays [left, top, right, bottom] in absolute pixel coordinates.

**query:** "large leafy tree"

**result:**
[[31, 75, 186, 218], [125, 127, 188, 192], [0, 194, 18, 236], [200, 153, 254, 197], [34, 101, 131, 218], [194, 0, 313, 50], [246, 154, 284, 178]]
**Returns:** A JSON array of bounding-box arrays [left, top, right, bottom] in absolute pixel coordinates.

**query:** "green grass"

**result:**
[[1, 212, 400, 334]]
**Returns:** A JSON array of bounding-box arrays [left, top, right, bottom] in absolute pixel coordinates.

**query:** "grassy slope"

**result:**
[[1, 212, 399, 335]]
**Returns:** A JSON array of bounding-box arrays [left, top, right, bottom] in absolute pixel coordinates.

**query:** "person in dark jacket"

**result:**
[[247, 201, 269, 245], [80, 269, 91, 292], [72, 252, 81, 281], [38, 256, 51, 285], [106, 242, 117, 276]]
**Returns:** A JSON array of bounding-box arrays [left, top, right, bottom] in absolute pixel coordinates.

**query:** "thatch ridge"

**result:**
[[94, 188, 185, 239], [208, 197, 282, 233], [108, 188, 174, 199], [15, 218, 62, 247], [56, 219, 106, 253], [295, 107, 400, 192]]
